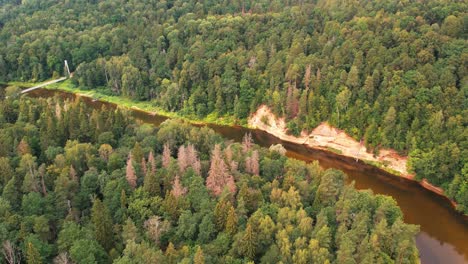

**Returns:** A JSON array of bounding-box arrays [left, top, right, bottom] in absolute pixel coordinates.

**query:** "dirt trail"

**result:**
[[249, 105, 412, 179]]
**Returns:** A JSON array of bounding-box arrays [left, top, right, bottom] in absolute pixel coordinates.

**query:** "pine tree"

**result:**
[[126, 154, 137, 189], [286, 83, 299, 118], [163, 192, 179, 221], [346, 65, 360, 90], [26, 242, 42, 264], [336, 236, 357, 264], [214, 199, 230, 231], [143, 169, 160, 196], [120, 189, 127, 210], [242, 133, 253, 153], [240, 224, 257, 260], [245, 150, 259, 175], [148, 151, 156, 174], [132, 142, 144, 166], [177, 145, 189, 173], [171, 175, 187, 198], [206, 145, 236, 196], [225, 206, 238, 236], [162, 144, 171, 168], [0, 157, 13, 186], [141, 157, 147, 177], [165, 242, 177, 264], [186, 144, 201, 174], [304, 64, 311, 90], [363, 75, 375, 101], [91, 198, 114, 251], [122, 218, 138, 244], [277, 229, 292, 263], [20, 154, 39, 193], [194, 246, 205, 264]]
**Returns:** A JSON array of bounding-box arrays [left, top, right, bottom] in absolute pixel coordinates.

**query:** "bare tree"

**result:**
[[171, 175, 187, 198], [186, 144, 201, 175], [245, 150, 259, 175], [304, 64, 311, 90], [162, 144, 171, 168], [53, 252, 73, 264], [148, 151, 156, 174], [144, 216, 170, 245], [141, 157, 147, 177], [206, 145, 236, 196], [177, 145, 189, 173], [69, 165, 77, 182], [242, 133, 253, 153], [2, 241, 21, 264], [55, 102, 62, 120], [126, 154, 137, 189]]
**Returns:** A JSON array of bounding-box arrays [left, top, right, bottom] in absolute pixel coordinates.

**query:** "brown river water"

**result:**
[[23, 88, 468, 264]]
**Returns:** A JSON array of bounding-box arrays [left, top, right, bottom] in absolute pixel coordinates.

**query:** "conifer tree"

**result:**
[[143, 169, 160, 196], [240, 223, 257, 260], [165, 242, 177, 264], [242, 133, 253, 153], [245, 150, 259, 175], [171, 175, 187, 198], [91, 198, 114, 251], [206, 145, 236, 196], [225, 206, 238, 236], [214, 199, 231, 231], [139, 156, 146, 176], [177, 145, 189, 173], [126, 154, 137, 189], [0, 157, 13, 187], [194, 246, 205, 264], [148, 151, 156, 175], [132, 142, 144, 167], [26, 242, 42, 264], [162, 144, 171, 168]]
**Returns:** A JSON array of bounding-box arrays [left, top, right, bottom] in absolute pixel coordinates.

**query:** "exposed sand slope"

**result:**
[[249, 105, 412, 179], [249, 105, 457, 203]]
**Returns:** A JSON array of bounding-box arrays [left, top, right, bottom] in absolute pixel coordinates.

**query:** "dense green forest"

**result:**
[[0, 92, 419, 263], [0, 0, 466, 212]]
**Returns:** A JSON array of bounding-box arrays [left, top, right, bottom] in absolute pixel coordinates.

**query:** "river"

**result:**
[[23, 88, 468, 264]]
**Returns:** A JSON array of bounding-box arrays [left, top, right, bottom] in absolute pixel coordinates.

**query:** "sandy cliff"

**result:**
[[248, 105, 460, 206], [248, 105, 412, 179]]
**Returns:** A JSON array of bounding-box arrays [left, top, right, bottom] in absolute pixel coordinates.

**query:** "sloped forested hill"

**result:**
[[0, 0, 466, 213]]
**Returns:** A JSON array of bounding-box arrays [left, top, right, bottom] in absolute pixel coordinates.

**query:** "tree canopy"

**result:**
[[0, 0, 465, 212], [0, 95, 419, 263]]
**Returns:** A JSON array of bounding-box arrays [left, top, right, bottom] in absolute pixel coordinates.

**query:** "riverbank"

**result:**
[[249, 105, 411, 178], [248, 105, 461, 212], [11, 80, 461, 214], [13, 79, 241, 127]]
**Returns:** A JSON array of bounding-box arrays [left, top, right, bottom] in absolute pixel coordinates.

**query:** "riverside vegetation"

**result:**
[[1, 0, 466, 214], [0, 94, 419, 263]]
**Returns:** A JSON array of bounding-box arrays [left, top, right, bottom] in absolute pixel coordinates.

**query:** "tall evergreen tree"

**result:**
[[91, 198, 114, 251]]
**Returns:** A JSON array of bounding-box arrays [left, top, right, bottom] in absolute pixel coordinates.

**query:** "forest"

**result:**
[[0, 1, 466, 212], [0, 91, 420, 263]]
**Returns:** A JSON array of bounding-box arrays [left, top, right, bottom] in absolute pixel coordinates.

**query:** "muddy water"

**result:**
[[24, 88, 468, 264]]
